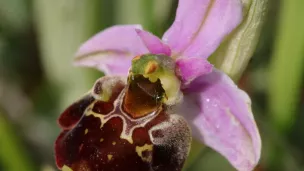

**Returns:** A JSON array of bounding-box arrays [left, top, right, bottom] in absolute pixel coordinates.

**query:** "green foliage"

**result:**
[[0, 112, 35, 171], [269, 0, 304, 131]]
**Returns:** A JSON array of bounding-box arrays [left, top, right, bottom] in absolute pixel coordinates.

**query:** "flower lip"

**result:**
[[55, 77, 192, 171]]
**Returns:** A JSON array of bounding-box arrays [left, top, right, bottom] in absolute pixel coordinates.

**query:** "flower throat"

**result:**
[[122, 74, 165, 119]]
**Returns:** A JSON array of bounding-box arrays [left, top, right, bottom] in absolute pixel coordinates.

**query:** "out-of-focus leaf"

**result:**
[[269, 0, 304, 130], [0, 112, 36, 171], [183, 139, 205, 170], [141, 0, 154, 32], [186, 148, 235, 171], [115, 0, 153, 30], [0, 0, 29, 33], [256, 113, 302, 171], [33, 0, 101, 108], [115, 0, 172, 36], [115, 0, 144, 26]]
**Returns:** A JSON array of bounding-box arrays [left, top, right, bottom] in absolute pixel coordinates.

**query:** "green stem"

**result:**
[[0, 113, 35, 171]]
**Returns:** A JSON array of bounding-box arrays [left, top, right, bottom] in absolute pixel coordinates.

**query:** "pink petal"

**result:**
[[175, 57, 213, 86], [74, 54, 133, 75], [162, 0, 242, 59], [179, 69, 261, 171], [135, 29, 171, 56], [74, 25, 149, 75]]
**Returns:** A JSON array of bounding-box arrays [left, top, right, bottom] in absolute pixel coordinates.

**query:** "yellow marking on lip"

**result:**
[[119, 133, 133, 144], [112, 141, 116, 145], [85, 100, 159, 145], [144, 61, 158, 74], [86, 102, 134, 144], [107, 154, 113, 161], [84, 129, 89, 135], [62, 165, 73, 171], [136, 144, 153, 162]]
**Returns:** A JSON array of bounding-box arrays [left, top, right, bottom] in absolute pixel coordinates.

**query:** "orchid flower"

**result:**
[[55, 0, 261, 171]]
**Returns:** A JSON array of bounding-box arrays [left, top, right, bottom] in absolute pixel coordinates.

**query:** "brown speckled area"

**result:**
[[55, 76, 191, 171]]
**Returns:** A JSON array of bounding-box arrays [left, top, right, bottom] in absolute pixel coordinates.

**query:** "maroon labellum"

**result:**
[[55, 76, 191, 171]]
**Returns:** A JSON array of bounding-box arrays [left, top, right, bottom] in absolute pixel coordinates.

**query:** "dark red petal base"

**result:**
[[58, 95, 94, 130]]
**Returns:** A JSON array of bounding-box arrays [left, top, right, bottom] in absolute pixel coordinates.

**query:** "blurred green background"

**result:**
[[0, 0, 303, 171]]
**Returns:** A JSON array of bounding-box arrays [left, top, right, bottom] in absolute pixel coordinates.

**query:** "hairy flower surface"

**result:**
[[55, 0, 261, 171]]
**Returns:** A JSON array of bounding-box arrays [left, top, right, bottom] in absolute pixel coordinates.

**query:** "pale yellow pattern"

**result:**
[[136, 144, 153, 162], [62, 165, 73, 171], [85, 99, 160, 144], [107, 154, 113, 161]]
